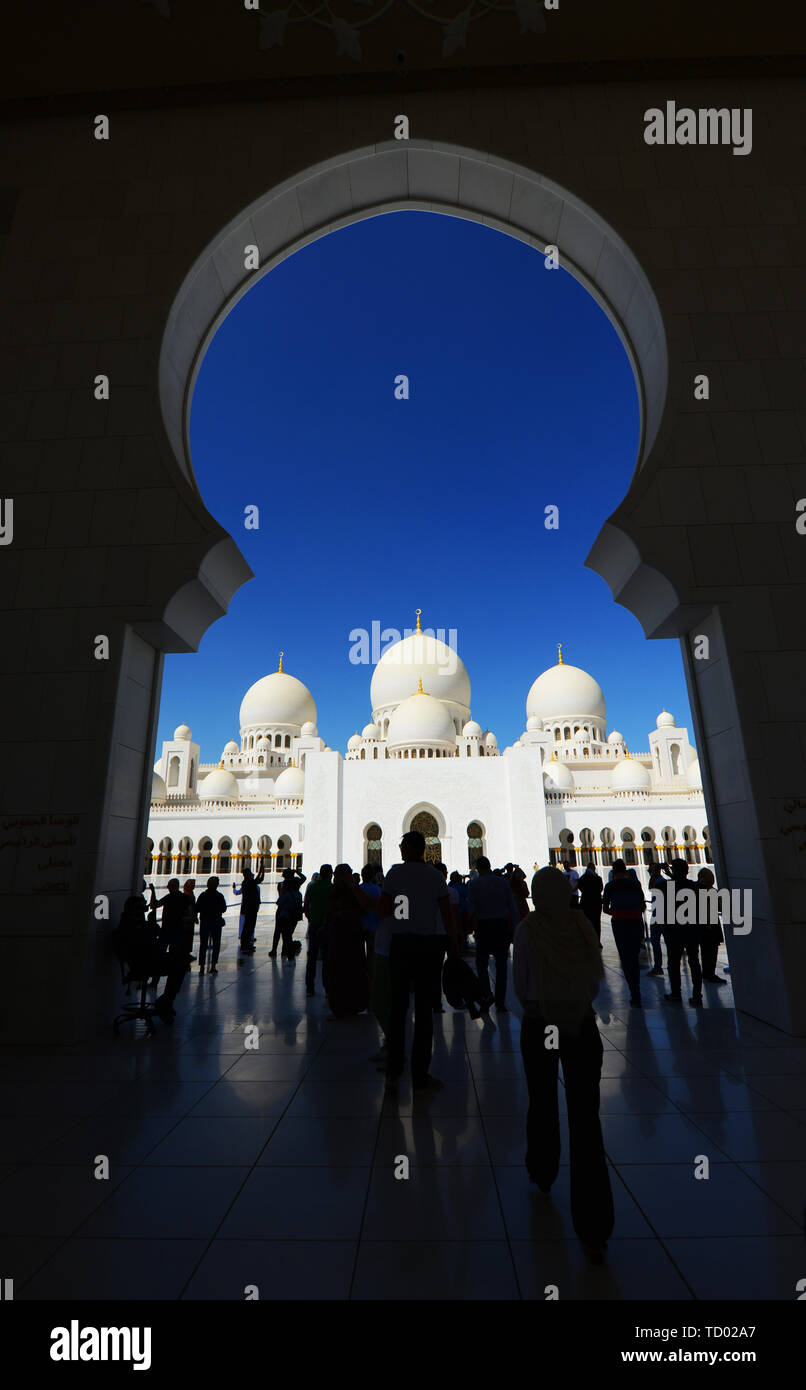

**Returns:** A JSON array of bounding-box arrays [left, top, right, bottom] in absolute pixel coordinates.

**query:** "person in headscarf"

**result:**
[[577, 862, 604, 943], [513, 865, 614, 1263]]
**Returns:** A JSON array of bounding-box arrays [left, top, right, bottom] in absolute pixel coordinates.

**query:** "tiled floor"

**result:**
[[2, 913, 805, 1301]]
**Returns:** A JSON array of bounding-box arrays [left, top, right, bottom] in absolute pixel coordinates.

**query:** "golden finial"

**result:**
[[415, 608, 422, 632], [278, 651, 284, 673], [625, 747, 631, 759], [557, 643, 563, 665], [416, 676, 424, 694], [219, 758, 224, 769]]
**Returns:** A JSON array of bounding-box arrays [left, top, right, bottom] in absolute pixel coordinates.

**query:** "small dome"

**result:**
[[526, 660, 606, 724], [525, 714, 541, 732], [611, 757, 651, 792], [240, 669, 316, 731], [362, 722, 380, 740], [348, 732, 362, 751], [387, 690, 457, 748], [462, 720, 483, 738], [151, 770, 167, 801], [543, 759, 574, 791], [608, 730, 625, 745], [301, 720, 317, 737], [223, 740, 239, 755], [656, 709, 676, 728], [485, 731, 498, 747], [256, 736, 270, 750], [173, 723, 192, 741], [199, 769, 239, 802], [687, 756, 702, 789], [273, 764, 304, 800]]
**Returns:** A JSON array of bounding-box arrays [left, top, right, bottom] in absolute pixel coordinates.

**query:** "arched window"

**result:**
[[144, 837, 154, 876], [256, 834, 272, 871], [703, 826, 713, 864], [189, 758, 196, 787], [198, 837, 213, 874], [467, 820, 484, 869], [277, 835, 292, 870], [237, 835, 252, 872], [284, 734, 291, 748], [274, 733, 282, 748], [365, 823, 383, 867], [410, 811, 441, 864], [670, 742, 681, 775], [177, 836, 193, 874], [579, 827, 594, 866], [360, 748, 365, 760], [600, 827, 615, 868], [167, 755, 180, 788], [641, 827, 658, 864], [661, 826, 677, 861], [682, 825, 700, 864], [563, 726, 571, 741], [558, 828, 576, 866], [554, 727, 560, 742], [156, 836, 173, 874], [217, 838, 232, 874], [373, 747, 378, 760], [620, 827, 637, 866]]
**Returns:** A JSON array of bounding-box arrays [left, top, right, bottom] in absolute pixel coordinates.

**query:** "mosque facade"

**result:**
[[145, 620, 710, 891]]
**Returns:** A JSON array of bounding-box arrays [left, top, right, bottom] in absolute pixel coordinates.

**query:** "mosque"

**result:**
[[145, 615, 710, 891]]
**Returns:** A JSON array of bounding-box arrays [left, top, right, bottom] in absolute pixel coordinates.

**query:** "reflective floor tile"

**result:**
[[351, 1241, 518, 1300], [182, 1240, 357, 1300], [0, 1236, 68, 1291], [28, 1113, 180, 1166], [0, 1115, 83, 1164], [0, 1163, 134, 1236], [472, 1080, 530, 1115], [625, 1049, 747, 1078], [467, 1052, 526, 1079], [511, 1238, 692, 1301], [597, 1079, 677, 1114], [143, 1115, 277, 1166], [361, 1167, 506, 1241], [601, 1113, 716, 1164], [684, 1111, 806, 1162], [738, 1162, 806, 1225], [223, 1053, 315, 1082], [656, 1075, 777, 1113], [617, 1162, 800, 1237], [0, 1081, 120, 1116], [665, 1236, 806, 1299], [21, 1238, 208, 1300], [732, 1048, 806, 1075], [79, 1166, 247, 1239], [258, 1115, 379, 1167], [129, 1056, 241, 1083], [483, 1114, 570, 1167], [495, 1165, 653, 1240], [382, 1080, 480, 1117], [285, 1082, 386, 1118], [96, 1081, 214, 1117], [373, 1115, 492, 1166], [739, 1073, 806, 1108], [218, 1167, 371, 1240], [189, 1081, 297, 1119]]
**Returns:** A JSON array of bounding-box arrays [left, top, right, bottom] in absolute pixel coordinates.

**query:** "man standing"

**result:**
[[578, 863, 604, 944], [467, 856, 520, 1013], [148, 878, 193, 1021], [602, 859, 646, 1007], [303, 864, 333, 994], [196, 875, 228, 974], [378, 831, 458, 1092], [237, 862, 265, 956], [562, 859, 581, 905]]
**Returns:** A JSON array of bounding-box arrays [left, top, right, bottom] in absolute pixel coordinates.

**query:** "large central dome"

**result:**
[[370, 624, 470, 716], [527, 654, 606, 723], [240, 664, 317, 731]]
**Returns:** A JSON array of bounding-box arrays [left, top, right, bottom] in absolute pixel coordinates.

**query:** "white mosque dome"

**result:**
[[199, 769, 239, 802], [273, 764, 305, 800], [173, 723, 192, 741], [525, 714, 541, 732], [348, 732, 362, 752], [223, 740, 239, 755], [526, 658, 606, 723], [656, 709, 676, 728], [462, 720, 483, 738], [485, 731, 498, 747], [362, 722, 380, 740], [239, 668, 316, 731], [151, 770, 167, 801], [608, 730, 625, 746], [687, 757, 702, 789], [301, 720, 317, 737], [387, 689, 457, 748], [543, 759, 574, 790], [611, 757, 651, 791], [256, 736, 270, 750], [370, 626, 470, 713]]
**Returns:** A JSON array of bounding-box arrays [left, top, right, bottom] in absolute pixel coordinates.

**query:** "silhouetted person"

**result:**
[[646, 863, 666, 976], [360, 863, 382, 966], [273, 869, 303, 960], [379, 831, 458, 1092], [303, 864, 332, 993], [577, 863, 604, 943], [324, 863, 370, 1018], [467, 856, 520, 1012], [696, 867, 728, 984], [432, 862, 461, 1012], [562, 859, 580, 905], [602, 859, 645, 1007], [149, 878, 193, 1021], [196, 875, 227, 974], [237, 863, 265, 955], [662, 858, 703, 1006], [514, 866, 613, 1264], [508, 864, 531, 922], [183, 878, 198, 960]]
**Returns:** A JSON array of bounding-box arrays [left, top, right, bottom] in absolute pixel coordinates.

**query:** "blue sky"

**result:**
[[157, 210, 694, 762]]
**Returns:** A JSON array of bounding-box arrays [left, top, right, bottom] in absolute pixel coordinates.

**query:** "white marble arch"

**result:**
[[159, 140, 668, 499]]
